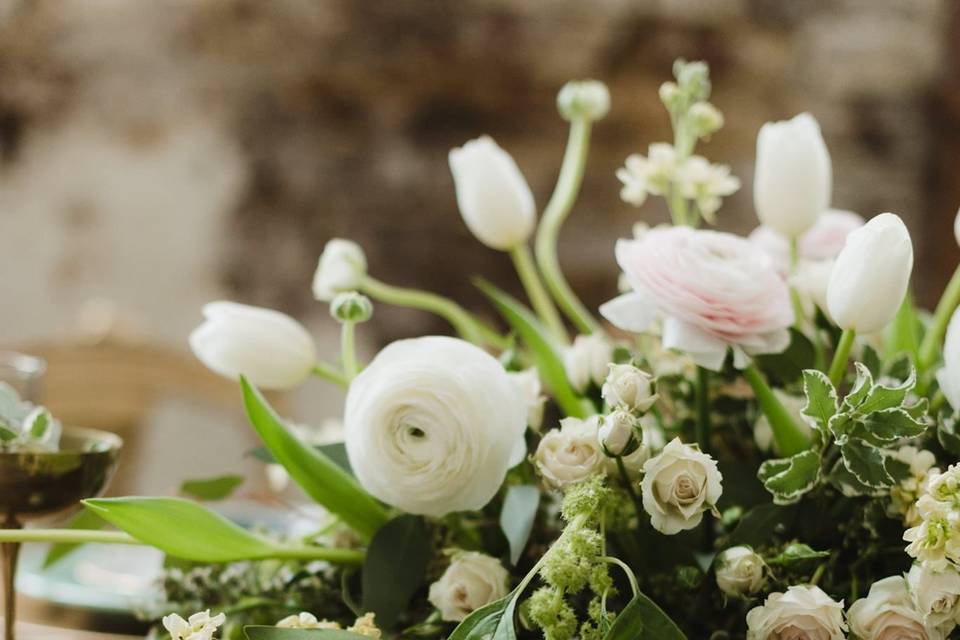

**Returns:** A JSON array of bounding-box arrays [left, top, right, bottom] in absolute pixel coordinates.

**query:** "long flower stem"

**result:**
[[359, 275, 505, 348], [312, 362, 348, 387], [695, 366, 711, 453], [743, 363, 811, 456], [534, 118, 601, 335], [828, 329, 856, 387], [615, 456, 643, 524], [341, 322, 358, 380], [602, 555, 640, 598], [510, 244, 568, 344], [919, 264, 960, 371]]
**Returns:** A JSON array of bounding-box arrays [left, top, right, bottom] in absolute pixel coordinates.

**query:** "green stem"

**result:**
[[359, 275, 505, 348], [510, 244, 568, 345], [919, 264, 960, 372], [341, 321, 358, 380], [742, 363, 811, 456], [615, 455, 644, 524], [695, 366, 711, 453], [312, 362, 348, 387], [602, 555, 640, 598], [828, 329, 856, 387], [534, 118, 601, 335], [931, 390, 947, 414]]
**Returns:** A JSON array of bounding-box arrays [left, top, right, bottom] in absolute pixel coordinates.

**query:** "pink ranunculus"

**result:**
[[600, 226, 794, 371], [749, 209, 865, 273]]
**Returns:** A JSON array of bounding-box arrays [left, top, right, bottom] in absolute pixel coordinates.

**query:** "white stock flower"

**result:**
[[848, 575, 941, 640], [312, 238, 367, 302], [509, 368, 545, 430], [715, 546, 766, 598], [189, 302, 316, 390], [908, 563, 960, 632], [564, 334, 614, 392], [616, 144, 679, 207], [640, 438, 722, 534], [676, 155, 740, 223], [889, 446, 938, 527], [826, 213, 914, 334], [448, 136, 536, 251], [162, 610, 226, 640], [753, 112, 832, 238], [746, 585, 847, 640], [276, 612, 340, 629], [598, 409, 636, 456], [344, 336, 526, 517], [904, 502, 960, 571], [601, 364, 657, 413], [937, 308, 960, 411], [533, 416, 606, 489], [428, 551, 509, 622]]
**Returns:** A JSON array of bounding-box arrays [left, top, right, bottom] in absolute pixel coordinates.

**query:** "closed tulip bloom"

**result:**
[[753, 113, 832, 237], [449, 136, 536, 251], [190, 301, 317, 390], [826, 213, 913, 333], [937, 308, 960, 411]]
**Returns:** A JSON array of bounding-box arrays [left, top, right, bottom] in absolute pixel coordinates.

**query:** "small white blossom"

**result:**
[[615, 144, 679, 207], [557, 80, 610, 122], [889, 446, 938, 527], [715, 546, 766, 598], [904, 502, 960, 571], [676, 156, 740, 223], [162, 610, 226, 640], [601, 364, 657, 413]]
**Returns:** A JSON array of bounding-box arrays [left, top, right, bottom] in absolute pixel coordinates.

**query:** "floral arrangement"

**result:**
[[26, 59, 960, 640], [0, 383, 61, 451]]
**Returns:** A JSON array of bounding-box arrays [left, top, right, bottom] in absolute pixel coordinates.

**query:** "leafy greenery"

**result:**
[[180, 474, 245, 501], [361, 515, 432, 629], [499, 485, 540, 565]]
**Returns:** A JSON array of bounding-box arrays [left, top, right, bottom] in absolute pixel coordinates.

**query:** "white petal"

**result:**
[[599, 292, 657, 333]]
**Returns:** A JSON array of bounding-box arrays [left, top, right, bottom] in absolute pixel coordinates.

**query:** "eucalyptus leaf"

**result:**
[[499, 485, 540, 565], [180, 474, 245, 501], [840, 440, 893, 489], [361, 515, 431, 630], [602, 592, 686, 640], [245, 628, 368, 640], [800, 370, 837, 434], [241, 377, 388, 541]]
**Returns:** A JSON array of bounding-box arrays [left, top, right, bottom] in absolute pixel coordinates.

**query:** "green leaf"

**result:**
[[827, 412, 854, 442], [827, 457, 883, 497], [938, 412, 960, 457], [0, 425, 16, 441], [861, 344, 882, 377], [180, 474, 245, 501], [840, 440, 893, 489], [800, 370, 837, 433], [885, 455, 912, 483], [842, 363, 874, 412], [851, 368, 916, 416], [248, 442, 354, 477], [244, 628, 367, 640], [755, 329, 816, 386], [448, 590, 519, 640], [476, 279, 589, 418], [602, 592, 686, 640], [41, 507, 106, 569], [499, 485, 539, 565], [887, 292, 922, 365], [84, 497, 291, 562], [765, 543, 830, 567], [757, 450, 821, 505], [361, 515, 431, 630], [727, 503, 798, 547], [241, 377, 388, 541], [851, 408, 928, 444]]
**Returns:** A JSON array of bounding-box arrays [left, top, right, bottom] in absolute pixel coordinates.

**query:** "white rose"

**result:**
[[937, 307, 960, 411], [907, 563, 960, 632], [753, 112, 832, 238], [312, 238, 367, 302], [640, 438, 722, 534], [564, 334, 614, 392], [533, 416, 606, 489], [597, 409, 637, 456], [509, 368, 545, 430], [428, 551, 509, 622], [189, 301, 316, 390], [448, 136, 536, 251], [746, 585, 847, 640], [848, 575, 942, 640], [601, 364, 657, 413], [344, 336, 526, 517], [715, 546, 766, 598]]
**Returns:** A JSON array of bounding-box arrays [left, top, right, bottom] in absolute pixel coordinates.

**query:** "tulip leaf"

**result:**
[[244, 628, 367, 640], [240, 377, 388, 541], [361, 514, 431, 630], [757, 450, 821, 505], [499, 484, 540, 565], [180, 474, 245, 501], [41, 507, 106, 569], [603, 592, 686, 640], [475, 279, 589, 418], [887, 292, 922, 365], [248, 442, 354, 477]]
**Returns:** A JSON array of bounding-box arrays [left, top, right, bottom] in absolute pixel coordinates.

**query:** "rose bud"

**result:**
[[715, 546, 766, 599], [598, 409, 639, 457], [601, 363, 657, 413]]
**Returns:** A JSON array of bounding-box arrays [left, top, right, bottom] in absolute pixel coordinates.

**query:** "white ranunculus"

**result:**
[[749, 209, 864, 273], [715, 546, 766, 598], [448, 136, 535, 251], [509, 368, 545, 430], [601, 364, 657, 413], [564, 334, 614, 392], [343, 336, 526, 517], [640, 438, 722, 534], [162, 610, 227, 640], [557, 80, 610, 122], [907, 563, 960, 632], [533, 416, 606, 489], [937, 308, 960, 411], [189, 302, 316, 390], [312, 238, 367, 302], [826, 213, 914, 334], [753, 112, 832, 238], [598, 409, 636, 456], [746, 585, 847, 640], [848, 575, 942, 640], [428, 551, 509, 622]]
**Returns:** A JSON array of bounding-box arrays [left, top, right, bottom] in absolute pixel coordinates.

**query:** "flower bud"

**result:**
[[674, 60, 710, 100], [938, 308, 960, 411], [689, 101, 723, 137], [601, 364, 657, 413], [312, 239, 367, 302], [564, 334, 613, 393], [330, 292, 373, 324], [715, 546, 766, 598], [753, 113, 832, 238], [658, 81, 681, 110], [598, 409, 638, 457], [448, 136, 536, 251], [557, 80, 611, 122], [826, 213, 913, 333], [189, 301, 316, 390]]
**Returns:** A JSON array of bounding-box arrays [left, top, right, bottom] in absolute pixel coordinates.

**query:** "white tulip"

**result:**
[[564, 334, 614, 392], [601, 363, 657, 413], [312, 238, 367, 302], [428, 551, 509, 622], [598, 409, 636, 456], [448, 136, 536, 251], [826, 213, 914, 333], [343, 336, 526, 517], [938, 308, 960, 411], [753, 113, 832, 237], [189, 302, 316, 390], [847, 575, 942, 640], [955, 206, 960, 248], [907, 563, 960, 632], [715, 546, 766, 598]]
